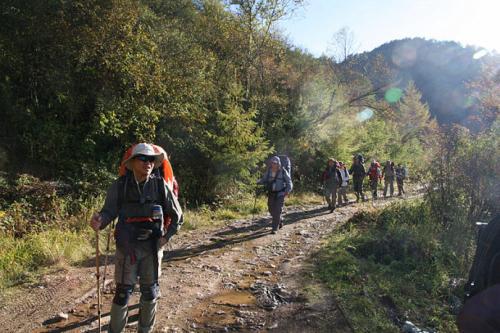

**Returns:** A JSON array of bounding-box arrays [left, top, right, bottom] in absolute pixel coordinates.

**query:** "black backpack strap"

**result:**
[[116, 174, 128, 212], [155, 174, 167, 207]]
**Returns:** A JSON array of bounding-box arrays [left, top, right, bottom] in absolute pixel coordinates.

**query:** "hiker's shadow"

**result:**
[[163, 205, 329, 262], [213, 206, 329, 237], [163, 227, 270, 262]]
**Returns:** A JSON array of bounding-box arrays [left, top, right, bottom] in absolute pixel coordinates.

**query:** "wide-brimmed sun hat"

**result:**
[[122, 143, 165, 170]]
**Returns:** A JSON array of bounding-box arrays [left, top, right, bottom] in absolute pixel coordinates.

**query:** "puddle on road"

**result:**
[[191, 290, 258, 330], [211, 290, 256, 307]]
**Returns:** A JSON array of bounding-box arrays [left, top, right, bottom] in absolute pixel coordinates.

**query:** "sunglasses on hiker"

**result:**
[[135, 155, 156, 163]]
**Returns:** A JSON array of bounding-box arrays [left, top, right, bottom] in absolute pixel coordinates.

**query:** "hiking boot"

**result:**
[[330, 206, 335, 213], [279, 222, 283, 229], [271, 229, 277, 234]]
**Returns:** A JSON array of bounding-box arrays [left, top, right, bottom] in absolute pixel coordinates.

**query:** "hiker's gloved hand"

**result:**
[[90, 213, 102, 231], [150, 226, 162, 239], [163, 226, 177, 242]]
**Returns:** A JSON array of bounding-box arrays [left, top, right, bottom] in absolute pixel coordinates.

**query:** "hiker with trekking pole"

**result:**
[[367, 160, 382, 201], [257, 155, 293, 234], [337, 161, 350, 206], [322, 158, 342, 212], [349, 154, 367, 202], [90, 143, 183, 333], [395, 163, 407, 196], [382, 160, 395, 198]]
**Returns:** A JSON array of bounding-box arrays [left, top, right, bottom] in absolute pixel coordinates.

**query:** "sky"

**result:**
[[277, 0, 500, 56]]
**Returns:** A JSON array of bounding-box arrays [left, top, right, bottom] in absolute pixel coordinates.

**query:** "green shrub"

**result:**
[[317, 200, 467, 332]]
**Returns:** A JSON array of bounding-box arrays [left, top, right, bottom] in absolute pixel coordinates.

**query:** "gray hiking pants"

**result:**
[[337, 186, 348, 205], [370, 179, 379, 199], [384, 176, 394, 197], [324, 184, 338, 208], [352, 177, 365, 201], [110, 242, 164, 333], [268, 192, 285, 231], [397, 178, 405, 195]]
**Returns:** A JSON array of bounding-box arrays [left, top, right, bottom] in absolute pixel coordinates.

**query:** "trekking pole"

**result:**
[[252, 185, 258, 221], [322, 185, 326, 206], [95, 229, 101, 333], [102, 220, 114, 291]]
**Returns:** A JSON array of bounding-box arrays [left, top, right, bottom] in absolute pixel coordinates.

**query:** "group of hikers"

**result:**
[[256, 153, 409, 238], [88, 143, 409, 332], [322, 154, 408, 211]]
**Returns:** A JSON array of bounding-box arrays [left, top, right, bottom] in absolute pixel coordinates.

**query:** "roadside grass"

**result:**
[[0, 229, 94, 289], [316, 200, 466, 333]]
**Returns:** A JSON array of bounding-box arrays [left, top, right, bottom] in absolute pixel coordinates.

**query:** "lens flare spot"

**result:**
[[473, 49, 488, 60], [356, 108, 374, 122], [391, 43, 417, 68], [464, 96, 475, 108], [384, 88, 403, 103]]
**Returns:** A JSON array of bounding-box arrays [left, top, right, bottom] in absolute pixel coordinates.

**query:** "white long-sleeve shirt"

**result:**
[[340, 168, 350, 187]]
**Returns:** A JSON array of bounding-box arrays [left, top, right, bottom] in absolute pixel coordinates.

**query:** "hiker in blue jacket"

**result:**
[[258, 156, 293, 234]]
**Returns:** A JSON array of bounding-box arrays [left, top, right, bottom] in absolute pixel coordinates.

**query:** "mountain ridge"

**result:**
[[353, 37, 499, 124]]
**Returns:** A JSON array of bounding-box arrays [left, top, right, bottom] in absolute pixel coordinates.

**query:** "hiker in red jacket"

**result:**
[[367, 160, 382, 200]]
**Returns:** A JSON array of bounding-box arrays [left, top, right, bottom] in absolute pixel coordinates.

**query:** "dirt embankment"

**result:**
[[0, 195, 410, 333]]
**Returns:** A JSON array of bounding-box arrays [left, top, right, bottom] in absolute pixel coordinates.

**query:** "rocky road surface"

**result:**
[[0, 195, 410, 332]]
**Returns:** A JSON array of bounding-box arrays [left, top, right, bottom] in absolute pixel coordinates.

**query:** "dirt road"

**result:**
[[0, 197, 407, 332]]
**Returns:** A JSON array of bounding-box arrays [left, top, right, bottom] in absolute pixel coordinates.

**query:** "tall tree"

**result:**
[[396, 81, 437, 144], [328, 26, 359, 64]]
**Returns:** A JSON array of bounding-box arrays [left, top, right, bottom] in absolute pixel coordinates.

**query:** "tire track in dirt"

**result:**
[[0, 270, 97, 332]]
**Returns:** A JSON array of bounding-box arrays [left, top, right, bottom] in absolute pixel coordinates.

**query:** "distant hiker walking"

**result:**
[[322, 158, 342, 212], [382, 160, 395, 197], [337, 161, 350, 206], [367, 160, 382, 200], [90, 143, 183, 333], [395, 164, 407, 196], [258, 156, 293, 234], [349, 154, 366, 202]]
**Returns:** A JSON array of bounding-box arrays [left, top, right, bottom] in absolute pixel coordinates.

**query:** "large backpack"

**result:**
[[278, 155, 291, 177], [368, 162, 381, 180], [464, 214, 500, 300]]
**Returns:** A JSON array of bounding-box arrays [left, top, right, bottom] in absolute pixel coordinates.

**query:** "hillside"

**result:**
[[354, 37, 498, 125]]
